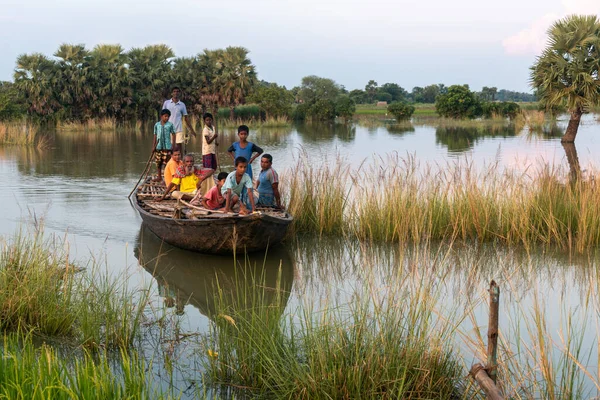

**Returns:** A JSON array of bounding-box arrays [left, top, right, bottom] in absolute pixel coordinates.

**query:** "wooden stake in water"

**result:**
[[470, 364, 504, 400], [487, 280, 500, 384]]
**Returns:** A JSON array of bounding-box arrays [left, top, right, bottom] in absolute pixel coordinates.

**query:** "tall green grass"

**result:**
[[284, 154, 600, 252], [0, 334, 176, 399], [201, 261, 466, 399], [0, 228, 149, 349]]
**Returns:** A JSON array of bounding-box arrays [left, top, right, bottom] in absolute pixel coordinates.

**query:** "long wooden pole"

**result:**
[[487, 280, 500, 384], [129, 147, 155, 198]]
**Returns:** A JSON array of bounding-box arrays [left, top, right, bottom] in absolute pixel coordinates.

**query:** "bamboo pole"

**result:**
[[470, 364, 504, 400], [487, 280, 500, 384]]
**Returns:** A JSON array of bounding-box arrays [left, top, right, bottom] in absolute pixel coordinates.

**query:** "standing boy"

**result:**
[[201, 113, 219, 170], [222, 157, 256, 215], [227, 125, 263, 180], [256, 154, 282, 209], [153, 109, 175, 182], [162, 87, 196, 153]]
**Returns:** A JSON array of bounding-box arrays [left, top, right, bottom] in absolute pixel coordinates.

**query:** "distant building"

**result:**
[[376, 101, 388, 107]]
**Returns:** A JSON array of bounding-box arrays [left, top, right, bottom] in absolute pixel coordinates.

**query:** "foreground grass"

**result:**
[[201, 263, 466, 399], [284, 154, 600, 253], [0, 228, 149, 349], [0, 334, 178, 399]]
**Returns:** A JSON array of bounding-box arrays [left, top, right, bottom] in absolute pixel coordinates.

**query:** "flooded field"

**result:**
[[2, 115, 600, 398]]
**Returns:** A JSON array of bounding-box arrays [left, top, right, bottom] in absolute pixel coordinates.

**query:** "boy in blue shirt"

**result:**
[[227, 125, 263, 180], [222, 157, 256, 215], [153, 109, 176, 182], [255, 154, 282, 209]]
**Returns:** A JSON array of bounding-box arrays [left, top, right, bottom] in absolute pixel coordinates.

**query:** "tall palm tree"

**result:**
[[14, 53, 60, 120], [127, 44, 174, 121], [216, 47, 257, 120], [54, 43, 91, 121], [88, 44, 131, 121], [531, 15, 600, 142], [197, 49, 224, 116]]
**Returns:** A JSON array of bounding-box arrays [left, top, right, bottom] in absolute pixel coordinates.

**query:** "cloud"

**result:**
[[503, 0, 600, 56]]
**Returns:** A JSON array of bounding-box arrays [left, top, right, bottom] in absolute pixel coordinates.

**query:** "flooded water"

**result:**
[[2, 115, 600, 397]]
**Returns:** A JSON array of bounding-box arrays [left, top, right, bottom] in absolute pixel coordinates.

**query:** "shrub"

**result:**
[[387, 101, 415, 121], [335, 95, 356, 120], [435, 85, 481, 119]]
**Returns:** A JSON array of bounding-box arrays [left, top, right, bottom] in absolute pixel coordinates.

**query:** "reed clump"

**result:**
[[57, 118, 118, 131], [0, 120, 49, 148], [284, 154, 600, 252], [202, 264, 466, 399], [0, 334, 175, 399], [218, 115, 291, 129], [0, 228, 148, 349]]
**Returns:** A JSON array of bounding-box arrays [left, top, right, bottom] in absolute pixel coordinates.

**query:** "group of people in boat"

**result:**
[[151, 87, 283, 216]]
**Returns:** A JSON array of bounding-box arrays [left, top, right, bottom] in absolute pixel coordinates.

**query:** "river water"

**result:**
[[2, 115, 600, 397]]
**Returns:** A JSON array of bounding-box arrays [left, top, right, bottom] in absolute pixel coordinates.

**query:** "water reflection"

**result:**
[[295, 123, 356, 143], [435, 124, 518, 153], [386, 123, 415, 137], [134, 224, 295, 319]]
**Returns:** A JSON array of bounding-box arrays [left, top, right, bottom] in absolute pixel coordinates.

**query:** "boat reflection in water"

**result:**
[[134, 224, 296, 318]]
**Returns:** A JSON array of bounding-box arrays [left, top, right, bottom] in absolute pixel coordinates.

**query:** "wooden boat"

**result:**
[[130, 176, 293, 254]]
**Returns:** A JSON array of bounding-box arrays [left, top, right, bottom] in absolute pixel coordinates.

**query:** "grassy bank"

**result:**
[[355, 103, 437, 116], [283, 154, 600, 252]]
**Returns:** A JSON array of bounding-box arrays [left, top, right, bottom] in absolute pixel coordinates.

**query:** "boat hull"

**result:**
[[133, 201, 292, 254]]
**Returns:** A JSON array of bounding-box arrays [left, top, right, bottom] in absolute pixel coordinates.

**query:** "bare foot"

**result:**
[[152, 176, 162, 182], [239, 208, 249, 216]]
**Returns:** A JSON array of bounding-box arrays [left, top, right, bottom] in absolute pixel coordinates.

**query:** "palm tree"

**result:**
[[127, 44, 174, 121], [197, 49, 224, 116], [54, 43, 92, 121], [88, 44, 131, 121], [531, 15, 600, 142], [216, 47, 257, 120], [14, 53, 60, 120]]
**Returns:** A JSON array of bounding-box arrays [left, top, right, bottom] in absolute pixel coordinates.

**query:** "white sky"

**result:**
[[0, 0, 598, 92]]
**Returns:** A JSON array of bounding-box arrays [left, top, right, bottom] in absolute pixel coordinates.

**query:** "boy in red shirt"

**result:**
[[191, 172, 228, 210]]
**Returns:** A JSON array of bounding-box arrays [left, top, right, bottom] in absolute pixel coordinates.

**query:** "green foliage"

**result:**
[[365, 79, 378, 103], [0, 335, 171, 400], [375, 91, 392, 103], [308, 98, 336, 121], [412, 84, 446, 103], [298, 75, 341, 103], [479, 86, 498, 101], [0, 229, 148, 349], [387, 101, 415, 121], [0, 82, 25, 120], [481, 101, 521, 118], [334, 95, 356, 120], [435, 85, 482, 119], [13, 44, 258, 123], [531, 15, 600, 114], [380, 82, 408, 102], [348, 89, 366, 104], [248, 84, 293, 118]]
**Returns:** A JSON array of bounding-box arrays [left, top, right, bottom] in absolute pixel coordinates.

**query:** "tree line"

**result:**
[[0, 42, 537, 124]]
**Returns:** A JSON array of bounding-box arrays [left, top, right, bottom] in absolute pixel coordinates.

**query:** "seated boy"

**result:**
[[157, 154, 213, 201], [191, 171, 228, 209], [222, 157, 256, 215], [255, 154, 283, 209]]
